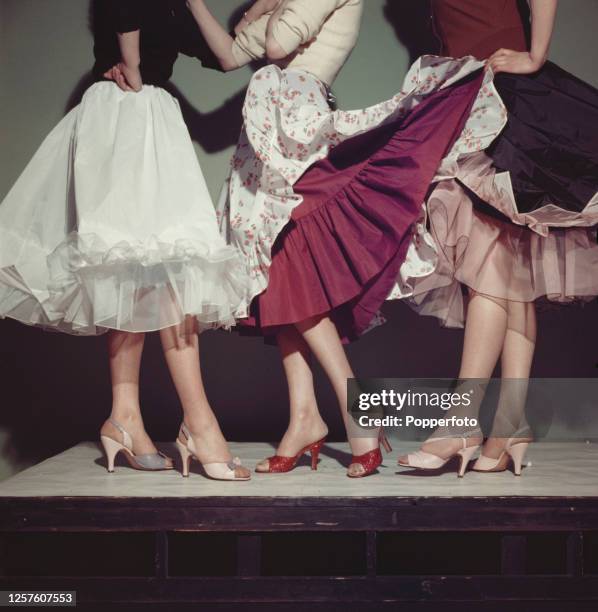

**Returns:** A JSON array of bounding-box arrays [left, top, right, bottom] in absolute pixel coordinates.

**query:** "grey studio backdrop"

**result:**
[[0, 0, 597, 480]]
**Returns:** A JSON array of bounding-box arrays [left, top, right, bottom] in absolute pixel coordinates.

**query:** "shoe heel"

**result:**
[[457, 445, 479, 478], [176, 438, 193, 477], [507, 442, 529, 476], [101, 435, 124, 473], [380, 432, 392, 454], [309, 438, 326, 471]]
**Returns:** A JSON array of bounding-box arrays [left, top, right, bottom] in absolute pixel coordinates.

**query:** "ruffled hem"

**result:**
[[0, 233, 247, 335], [407, 178, 598, 329], [242, 70, 489, 341], [0, 268, 58, 331], [219, 55, 508, 315], [0, 82, 249, 335], [440, 153, 598, 237]]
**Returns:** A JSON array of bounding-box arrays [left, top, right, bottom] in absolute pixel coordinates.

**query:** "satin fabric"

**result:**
[[433, 0, 598, 224], [243, 72, 485, 341], [489, 62, 598, 219]]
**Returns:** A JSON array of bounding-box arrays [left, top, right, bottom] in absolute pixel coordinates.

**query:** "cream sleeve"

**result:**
[[270, 0, 346, 55], [231, 14, 270, 67]]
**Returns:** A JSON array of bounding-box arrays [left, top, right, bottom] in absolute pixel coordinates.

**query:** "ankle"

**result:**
[[348, 435, 379, 457], [109, 407, 143, 424], [289, 405, 324, 424], [182, 414, 221, 438]]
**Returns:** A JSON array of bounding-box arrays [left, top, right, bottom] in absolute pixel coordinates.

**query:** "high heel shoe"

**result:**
[[397, 432, 481, 478], [256, 436, 327, 473], [100, 418, 174, 473], [473, 432, 532, 476], [347, 431, 393, 478], [175, 423, 250, 481]]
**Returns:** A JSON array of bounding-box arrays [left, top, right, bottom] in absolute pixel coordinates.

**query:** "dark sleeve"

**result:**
[[177, 6, 224, 72], [106, 0, 143, 34]]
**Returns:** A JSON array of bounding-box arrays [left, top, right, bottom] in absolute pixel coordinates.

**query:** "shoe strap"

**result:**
[[180, 423, 196, 454], [506, 431, 532, 449], [109, 418, 133, 451], [426, 430, 481, 449]]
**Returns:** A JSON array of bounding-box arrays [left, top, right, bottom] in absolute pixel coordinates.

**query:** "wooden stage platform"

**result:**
[[0, 441, 597, 610]]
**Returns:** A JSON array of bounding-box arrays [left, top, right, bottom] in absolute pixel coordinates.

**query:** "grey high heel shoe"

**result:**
[[100, 418, 174, 472]]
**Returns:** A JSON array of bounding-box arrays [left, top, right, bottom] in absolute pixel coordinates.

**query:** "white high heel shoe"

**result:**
[[175, 423, 250, 481], [100, 418, 174, 472], [473, 432, 532, 476], [398, 432, 481, 478]]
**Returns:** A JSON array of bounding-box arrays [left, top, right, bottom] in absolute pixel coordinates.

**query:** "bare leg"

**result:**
[[459, 292, 509, 379], [160, 319, 249, 478], [429, 291, 508, 452], [256, 326, 328, 471], [483, 300, 536, 458], [295, 315, 379, 461], [500, 301, 536, 379], [101, 330, 163, 457], [401, 291, 508, 463]]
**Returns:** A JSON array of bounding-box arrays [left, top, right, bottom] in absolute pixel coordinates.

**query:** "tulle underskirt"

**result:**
[[0, 82, 247, 335], [407, 176, 598, 328]]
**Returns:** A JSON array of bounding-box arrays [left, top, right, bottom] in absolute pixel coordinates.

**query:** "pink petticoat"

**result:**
[[408, 166, 598, 328]]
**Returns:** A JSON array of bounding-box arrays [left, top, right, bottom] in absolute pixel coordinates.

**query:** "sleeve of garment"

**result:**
[[178, 7, 225, 72], [231, 14, 270, 67], [270, 0, 345, 55], [106, 0, 143, 34]]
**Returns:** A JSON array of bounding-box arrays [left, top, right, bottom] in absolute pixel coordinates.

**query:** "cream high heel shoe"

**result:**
[[100, 418, 174, 472], [175, 423, 251, 481], [473, 432, 532, 476], [398, 432, 481, 478]]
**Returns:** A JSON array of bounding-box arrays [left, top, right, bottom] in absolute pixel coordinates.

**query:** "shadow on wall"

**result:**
[[64, 0, 439, 150], [65, 0, 259, 152]]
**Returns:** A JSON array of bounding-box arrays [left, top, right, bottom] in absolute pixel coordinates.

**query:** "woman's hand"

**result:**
[[486, 49, 545, 75], [103, 62, 143, 92], [118, 63, 143, 91]]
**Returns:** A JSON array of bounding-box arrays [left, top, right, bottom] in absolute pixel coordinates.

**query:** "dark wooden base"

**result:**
[[1, 495, 597, 608], [2, 495, 598, 532]]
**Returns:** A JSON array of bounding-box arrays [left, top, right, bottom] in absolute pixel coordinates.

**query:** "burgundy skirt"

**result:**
[[241, 71, 485, 342]]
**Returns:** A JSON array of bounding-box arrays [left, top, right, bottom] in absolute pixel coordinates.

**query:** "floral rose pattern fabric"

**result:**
[[217, 55, 508, 316]]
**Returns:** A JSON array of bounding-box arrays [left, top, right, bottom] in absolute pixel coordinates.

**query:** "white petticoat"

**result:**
[[0, 82, 247, 335], [217, 55, 508, 317]]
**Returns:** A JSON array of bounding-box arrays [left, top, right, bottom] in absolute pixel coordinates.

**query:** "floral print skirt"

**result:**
[[218, 56, 507, 339]]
